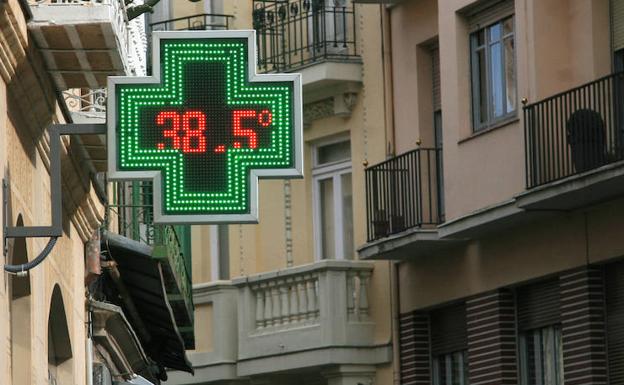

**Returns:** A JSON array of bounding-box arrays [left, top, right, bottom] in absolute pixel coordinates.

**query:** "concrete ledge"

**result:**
[[299, 61, 363, 104], [358, 228, 465, 260], [516, 160, 624, 210], [236, 344, 392, 377]]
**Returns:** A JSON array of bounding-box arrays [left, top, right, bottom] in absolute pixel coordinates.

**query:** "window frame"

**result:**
[[518, 325, 564, 385], [470, 14, 517, 131], [312, 136, 353, 261]]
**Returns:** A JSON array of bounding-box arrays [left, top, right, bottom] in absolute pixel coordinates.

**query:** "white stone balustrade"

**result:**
[[233, 260, 382, 376]]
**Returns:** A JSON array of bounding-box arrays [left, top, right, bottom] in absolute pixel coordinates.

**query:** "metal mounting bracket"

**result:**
[[3, 123, 107, 256]]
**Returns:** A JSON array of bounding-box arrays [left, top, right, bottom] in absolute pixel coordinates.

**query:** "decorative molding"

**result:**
[[303, 92, 359, 125]]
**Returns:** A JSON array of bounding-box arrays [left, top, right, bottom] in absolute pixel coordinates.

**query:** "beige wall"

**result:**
[[0, 1, 103, 383], [390, 0, 613, 222], [183, 0, 393, 379], [399, 196, 624, 312]]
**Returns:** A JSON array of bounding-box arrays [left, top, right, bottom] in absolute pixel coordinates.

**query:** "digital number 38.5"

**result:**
[[155, 109, 272, 154]]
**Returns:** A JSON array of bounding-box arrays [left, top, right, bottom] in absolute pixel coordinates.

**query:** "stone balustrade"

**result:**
[[232, 260, 380, 376]]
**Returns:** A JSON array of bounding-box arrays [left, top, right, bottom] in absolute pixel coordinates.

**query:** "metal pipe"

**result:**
[[86, 307, 94, 385], [4, 237, 58, 275]]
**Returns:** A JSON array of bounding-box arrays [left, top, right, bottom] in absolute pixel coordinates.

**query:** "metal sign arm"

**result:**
[[3, 123, 107, 274]]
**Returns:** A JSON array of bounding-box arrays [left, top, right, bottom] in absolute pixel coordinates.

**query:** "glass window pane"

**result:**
[[317, 140, 351, 165], [489, 22, 502, 42], [490, 41, 503, 118], [504, 36, 516, 113], [320, 178, 335, 259], [341, 173, 353, 259]]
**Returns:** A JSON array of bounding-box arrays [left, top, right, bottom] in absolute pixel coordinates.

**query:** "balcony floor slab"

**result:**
[[516, 160, 624, 211], [236, 345, 391, 377], [358, 229, 465, 260]]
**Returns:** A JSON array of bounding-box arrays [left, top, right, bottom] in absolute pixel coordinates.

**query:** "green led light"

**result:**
[[115, 37, 296, 216]]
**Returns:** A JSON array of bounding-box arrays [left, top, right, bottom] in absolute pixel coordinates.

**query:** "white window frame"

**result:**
[[312, 136, 352, 261]]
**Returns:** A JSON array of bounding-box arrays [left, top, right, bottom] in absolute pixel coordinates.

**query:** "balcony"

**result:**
[[365, 148, 443, 242], [359, 148, 458, 259], [233, 260, 390, 377], [28, 0, 132, 89], [519, 71, 624, 210], [253, 0, 362, 112], [149, 13, 234, 32]]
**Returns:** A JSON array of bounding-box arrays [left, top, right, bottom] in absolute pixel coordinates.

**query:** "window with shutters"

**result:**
[[431, 303, 469, 385], [517, 280, 563, 385], [468, 1, 516, 131]]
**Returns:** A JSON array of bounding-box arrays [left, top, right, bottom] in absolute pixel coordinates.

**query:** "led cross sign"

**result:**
[[107, 31, 303, 224]]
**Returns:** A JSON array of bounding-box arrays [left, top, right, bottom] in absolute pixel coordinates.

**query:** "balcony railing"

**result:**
[[149, 13, 234, 32], [524, 72, 624, 188], [253, 0, 359, 73], [365, 148, 443, 242], [63, 88, 107, 117], [234, 260, 376, 370]]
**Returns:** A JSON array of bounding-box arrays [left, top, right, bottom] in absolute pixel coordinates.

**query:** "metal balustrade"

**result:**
[[253, 0, 359, 73], [149, 13, 234, 32], [365, 148, 443, 242], [524, 72, 624, 188]]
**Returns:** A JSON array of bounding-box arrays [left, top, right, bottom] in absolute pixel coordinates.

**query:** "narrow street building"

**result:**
[[0, 1, 194, 384], [358, 1, 624, 385]]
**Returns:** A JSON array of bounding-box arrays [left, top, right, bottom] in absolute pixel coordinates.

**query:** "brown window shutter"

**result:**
[[431, 303, 467, 356], [516, 279, 561, 331], [463, 0, 515, 32], [606, 262, 624, 384]]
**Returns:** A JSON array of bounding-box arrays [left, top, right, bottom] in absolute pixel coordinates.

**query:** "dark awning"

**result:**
[[101, 230, 193, 374]]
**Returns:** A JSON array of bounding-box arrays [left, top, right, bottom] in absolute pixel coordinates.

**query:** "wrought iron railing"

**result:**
[[253, 0, 359, 73], [365, 148, 443, 242], [149, 13, 234, 32], [63, 88, 107, 117], [524, 72, 624, 188]]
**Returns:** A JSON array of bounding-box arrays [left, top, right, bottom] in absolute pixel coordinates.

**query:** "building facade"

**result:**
[[358, 1, 624, 385], [0, 1, 194, 384], [154, 1, 394, 384]]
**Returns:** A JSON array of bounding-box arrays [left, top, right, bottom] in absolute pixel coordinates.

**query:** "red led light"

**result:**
[[233, 109, 259, 149], [157, 111, 182, 149], [258, 109, 272, 127], [181, 110, 207, 153]]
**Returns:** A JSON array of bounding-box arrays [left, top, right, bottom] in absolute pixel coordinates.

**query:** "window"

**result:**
[[313, 138, 353, 260], [470, 15, 516, 130], [517, 280, 562, 385], [431, 303, 468, 385], [519, 326, 563, 385], [433, 351, 469, 385]]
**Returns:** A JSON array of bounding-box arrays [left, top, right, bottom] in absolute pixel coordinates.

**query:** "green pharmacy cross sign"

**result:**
[[108, 31, 303, 224]]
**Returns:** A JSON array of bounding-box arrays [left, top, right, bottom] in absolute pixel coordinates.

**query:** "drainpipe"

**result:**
[[86, 306, 94, 385], [380, 3, 396, 157], [390, 260, 401, 385]]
